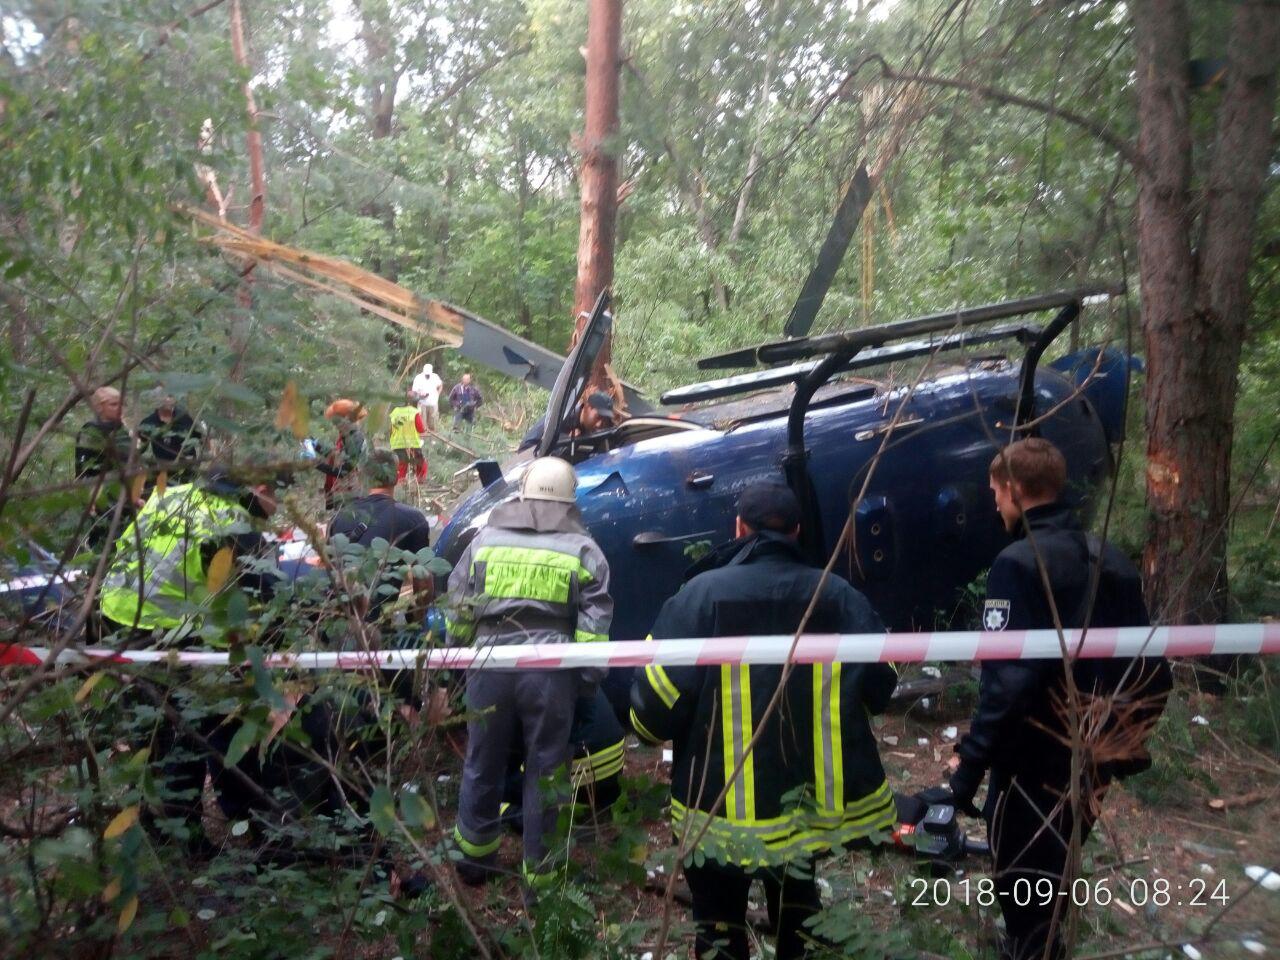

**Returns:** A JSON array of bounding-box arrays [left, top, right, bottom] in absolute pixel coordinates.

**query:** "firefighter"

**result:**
[[937, 438, 1171, 960], [630, 482, 897, 960], [446, 456, 613, 890]]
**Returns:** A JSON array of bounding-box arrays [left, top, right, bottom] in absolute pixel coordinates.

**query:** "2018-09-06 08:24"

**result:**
[[908, 875, 1231, 908]]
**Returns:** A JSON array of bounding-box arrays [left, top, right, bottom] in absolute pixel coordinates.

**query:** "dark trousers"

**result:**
[[456, 670, 577, 871], [989, 773, 1101, 960], [683, 859, 823, 960]]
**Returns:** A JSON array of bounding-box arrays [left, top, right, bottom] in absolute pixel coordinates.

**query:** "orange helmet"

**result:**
[[324, 398, 364, 421]]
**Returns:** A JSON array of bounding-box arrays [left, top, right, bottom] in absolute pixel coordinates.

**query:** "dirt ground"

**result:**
[[452, 677, 1280, 959]]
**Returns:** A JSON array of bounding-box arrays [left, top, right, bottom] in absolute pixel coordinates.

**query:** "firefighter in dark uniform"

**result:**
[[938, 438, 1171, 960], [630, 482, 897, 960]]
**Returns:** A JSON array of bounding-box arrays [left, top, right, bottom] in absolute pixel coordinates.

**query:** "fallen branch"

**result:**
[[1207, 790, 1267, 812]]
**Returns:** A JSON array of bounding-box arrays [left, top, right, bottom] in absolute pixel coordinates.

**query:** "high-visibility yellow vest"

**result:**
[[99, 483, 248, 631], [388, 406, 422, 450]]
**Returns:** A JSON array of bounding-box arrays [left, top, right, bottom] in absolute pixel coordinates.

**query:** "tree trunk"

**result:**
[[1135, 0, 1280, 623], [572, 0, 622, 385], [228, 0, 265, 384], [728, 0, 781, 249], [514, 128, 533, 337]]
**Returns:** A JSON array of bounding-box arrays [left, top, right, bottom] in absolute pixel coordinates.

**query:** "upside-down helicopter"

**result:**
[[434, 281, 1132, 711]]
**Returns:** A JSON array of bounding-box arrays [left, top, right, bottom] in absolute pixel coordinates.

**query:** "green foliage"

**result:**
[[3, 0, 1280, 957], [1126, 691, 1208, 807]]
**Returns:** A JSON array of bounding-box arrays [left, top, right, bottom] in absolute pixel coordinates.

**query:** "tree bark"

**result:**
[[572, 0, 622, 385], [728, 0, 781, 248], [1135, 0, 1280, 623]]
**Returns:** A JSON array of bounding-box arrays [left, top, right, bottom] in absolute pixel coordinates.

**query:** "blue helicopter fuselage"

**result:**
[[435, 354, 1118, 640]]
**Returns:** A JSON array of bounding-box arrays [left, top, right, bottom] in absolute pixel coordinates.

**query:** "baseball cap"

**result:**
[[736, 482, 801, 533], [585, 391, 615, 415]]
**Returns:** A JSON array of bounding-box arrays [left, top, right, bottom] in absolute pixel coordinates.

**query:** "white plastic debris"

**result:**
[[1191, 715, 1209, 726], [917, 737, 930, 747], [639, 953, 654, 960], [197, 908, 217, 921], [922, 666, 941, 678], [436, 774, 451, 783], [882, 735, 899, 746], [1199, 863, 1215, 875], [662, 748, 674, 764], [920, 698, 932, 709], [1182, 944, 1202, 960], [816, 878, 832, 896], [373, 910, 387, 927], [1242, 941, 1265, 956], [942, 726, 958, 740], [1245, 865, 1280, 892], [230, 820, 249, 837]]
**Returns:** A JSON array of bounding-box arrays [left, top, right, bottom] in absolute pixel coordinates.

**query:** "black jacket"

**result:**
[[630, 532, 897, 866], [953, 503, 1171, 809]]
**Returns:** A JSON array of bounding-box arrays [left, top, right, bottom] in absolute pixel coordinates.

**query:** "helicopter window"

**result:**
[[553, 416, 711, 463]]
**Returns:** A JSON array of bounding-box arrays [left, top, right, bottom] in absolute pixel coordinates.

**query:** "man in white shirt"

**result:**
[[411, 362, 443, 433]]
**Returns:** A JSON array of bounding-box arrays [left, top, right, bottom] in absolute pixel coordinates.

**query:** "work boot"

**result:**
[[455, 853, 498, 887]]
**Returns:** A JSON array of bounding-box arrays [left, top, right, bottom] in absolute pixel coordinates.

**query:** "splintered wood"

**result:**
[[181, 205, 465, 346]]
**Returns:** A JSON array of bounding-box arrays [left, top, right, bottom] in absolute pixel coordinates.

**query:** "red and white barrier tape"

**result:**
[[2, 624, 1277, 671]]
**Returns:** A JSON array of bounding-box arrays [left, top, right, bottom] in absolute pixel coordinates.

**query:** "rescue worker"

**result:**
[[99, 464, 282, 639], [411, 362, 443, 433], [139, 393, 205, 482], [98, 461, 287, 849], [387, 389, 428, 484], [937, 438, 1171, 960], [316, 399, 368, 509], [517, 390, 618, 453], [630, 482, 897, 960], [74, 385, 137, 548], [328, 449, 432, 628], [446, 456, 612, 890]]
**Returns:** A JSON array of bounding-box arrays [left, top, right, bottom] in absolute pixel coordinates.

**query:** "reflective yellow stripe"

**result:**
[[574, 628, 608, 643], [472, 545, 593, 604], [630, 707, 663, 744], [571, 740, 625, 782], [830, 663, 843, 809], [812, 663, 843, 811], [720, 666, 738, 820], [812, 666, 825, 808], [737, 666, 755, 821], [452, 825, 500, 858], [645, 664, 679, 708]]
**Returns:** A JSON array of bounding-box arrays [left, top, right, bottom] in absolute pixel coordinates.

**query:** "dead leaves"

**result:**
[[103, 805, 139, 840], [275, 380, 309, 439], [206, 546, 233, 593]]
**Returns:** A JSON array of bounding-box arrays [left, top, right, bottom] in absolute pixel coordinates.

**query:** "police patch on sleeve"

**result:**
[[982, 599, 1011, 631]]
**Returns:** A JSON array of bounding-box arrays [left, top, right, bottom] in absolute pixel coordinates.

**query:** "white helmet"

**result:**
[[520, 457, 577, 503]]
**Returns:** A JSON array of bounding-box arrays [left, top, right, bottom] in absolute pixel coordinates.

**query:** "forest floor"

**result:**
[[432, 675, 1280, 959]]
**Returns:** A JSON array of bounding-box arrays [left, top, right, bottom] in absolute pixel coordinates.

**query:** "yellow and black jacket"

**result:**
[[630, 532, 897, 866]]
